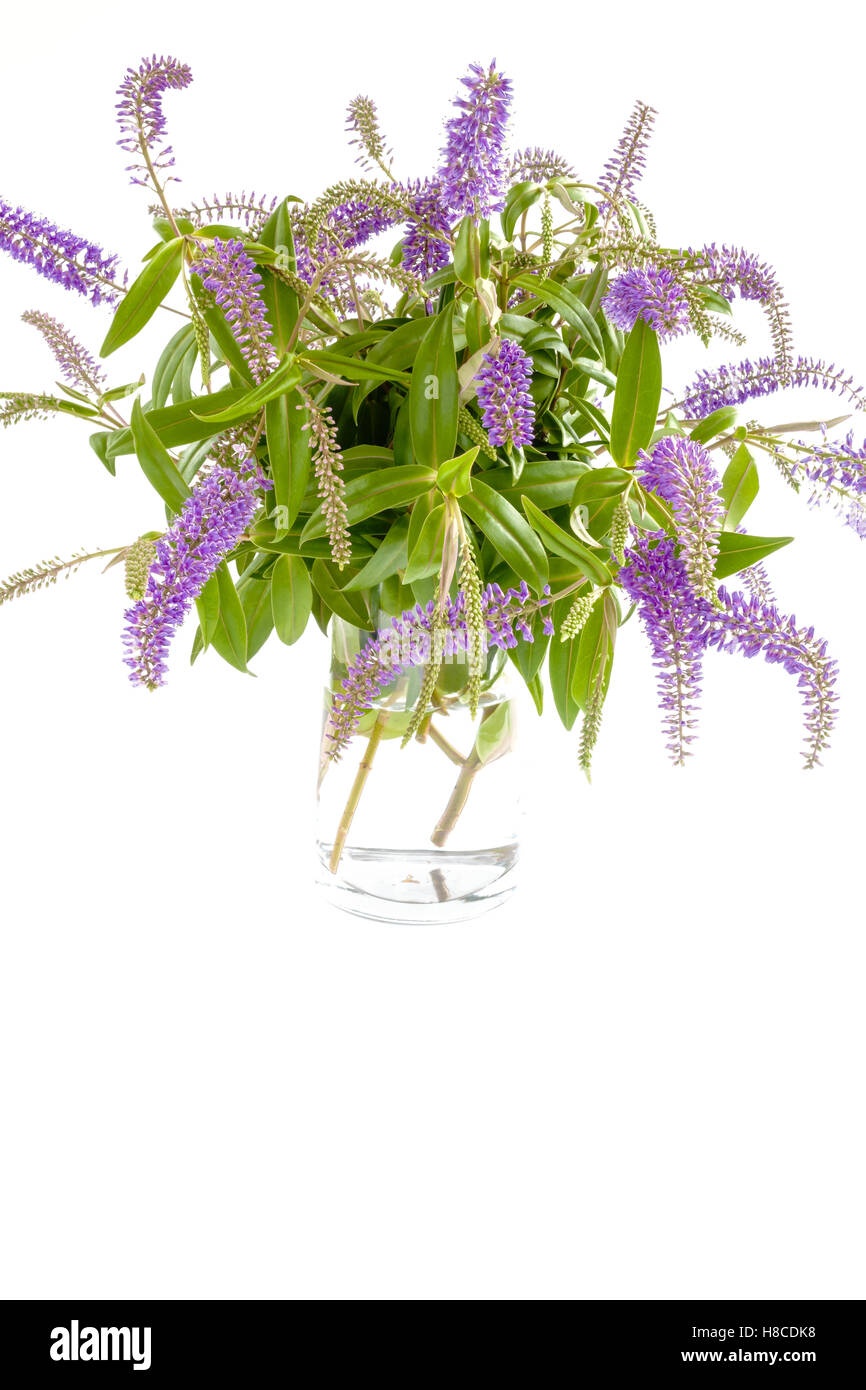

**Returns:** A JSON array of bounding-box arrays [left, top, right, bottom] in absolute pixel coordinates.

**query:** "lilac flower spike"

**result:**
[[598, 100, 656, 214], [438, 61, 513, 219], [772, 429, 866, 540], [639, 435, 724, 597], [603, 266, 691, 342], [0, 197, 123, 306], [679, 355, 866, 420], [21, 310, 106, 392], [476, 339, 535, 449], [707, 588, 838, 768], [116, 55, 193, 190], [123, 461, 268, 690], [192, 238, 275, 384], [402, 180, 453, 282], [326, 582, 548, 758], [619, 534, 711, 765]]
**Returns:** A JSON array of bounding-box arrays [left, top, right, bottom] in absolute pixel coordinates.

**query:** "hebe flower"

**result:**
[[0, 198, 123, 306], [191, 238, 275, 384], [772, 430, 866, 539], [21, 310, 105, 393], [439, 61, 512, 219], [597, 100, 656, 213], [475, 339, 535, 449], [325, 582, 549, 758], [401, 179, 453, 282], [508, 148, 575, 184], [679, 355, 866, 420], [123, 462, 268, 690], [619, 534, 712, 765], [639, 435, 724, 598], [707, 588, 839, 768], [115, 55, 192, 189], [603, 266, 691, 342], [688, 243, 779, 305]]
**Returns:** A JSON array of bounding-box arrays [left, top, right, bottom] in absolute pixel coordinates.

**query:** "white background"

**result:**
[[1, 0, 863, 1300]]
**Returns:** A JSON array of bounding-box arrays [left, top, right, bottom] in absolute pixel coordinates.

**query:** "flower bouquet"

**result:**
[[1, 56, 861, 921]]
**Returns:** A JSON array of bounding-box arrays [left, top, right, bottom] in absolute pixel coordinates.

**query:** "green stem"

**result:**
[[429, 705, 499, 848], [328, 713, 387, 874]]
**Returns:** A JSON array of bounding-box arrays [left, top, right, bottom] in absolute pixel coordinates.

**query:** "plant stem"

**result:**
[[429, 705, 498, 848], [426, 720, 465, 767], [328, 713, 387, 874]]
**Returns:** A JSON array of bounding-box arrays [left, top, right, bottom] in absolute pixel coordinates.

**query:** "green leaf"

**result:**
[[453, 215, 489, 287], [129, 398, 191, 513], [100, 239, 184, 357], [300, 464, 435, 545], [548, 625, 581, 730], [210, 562, 248, 673], [520, 496, 612, 586], [301, 349, 411, 387], [721, 443, 759, 531], [436, 445, 478, 497], [195, 573, 220, 650], [192, 356, 300, 424], [501, 182, 543, 242], [491, 459, 586, 511], [690, 405, 738, 445], [404, 503, 449, 582], [310, 559, 373, 627], [572, 589, 617, 710], [194, 288, 254, 385], [609, 318, 662, 466], [409, 304, 459, 471], [151, 323, 198, 405], [239, 577, 274, 658], [715, 530, 792, 578], [474, 700, 515, 765], [352, 317, 431, 420], [106, 387, 248, 457], [511, 274, 605, 360], [461, 479, 549, 594], [89, 430, 116, 476], [571, 466, 631, 542], [258, 199, 300, 351], [343, 516, 410, 592], [271, 555, 313, 645], [265, 388, 309, 532]]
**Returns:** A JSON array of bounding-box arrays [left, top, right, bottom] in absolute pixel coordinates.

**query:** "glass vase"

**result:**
[[316, 615, 520, 924]]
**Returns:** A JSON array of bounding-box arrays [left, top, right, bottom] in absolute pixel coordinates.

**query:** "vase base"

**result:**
[[316, 843, 519, 925]]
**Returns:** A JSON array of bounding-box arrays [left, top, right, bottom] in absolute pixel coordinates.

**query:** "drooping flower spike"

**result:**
[[0, 197, 124, 306], [115, 55, 193, 192], [638, 436, 725, 599], [21, 310, 106, 393], [678, 355, 866, 420]]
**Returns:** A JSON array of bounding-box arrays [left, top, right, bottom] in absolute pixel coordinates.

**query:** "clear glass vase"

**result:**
[[316, 615, 520, 924]]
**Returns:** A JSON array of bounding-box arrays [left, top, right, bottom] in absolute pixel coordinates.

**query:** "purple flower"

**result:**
[[476, 339, 535, 449], [191, 238, 275, 384], [438, 61, 512, 219], [123, 460, 268, 690], [678, 355, 866, 420], [603, 266, 691, 342], [639, 436, 724, 597], [707, 588, 838, 768], [21, 310, 106, 392], [325, 581, 548, 758], [171, 191, 278, 234], [0, 198, 123, 306], [598, 101, 656, 213], [687, 243, 779, 305], [401, 179, 453, 282], [116, 55, 192, 189], [619, 534, 712, 765], [772, 430, 866, 539]]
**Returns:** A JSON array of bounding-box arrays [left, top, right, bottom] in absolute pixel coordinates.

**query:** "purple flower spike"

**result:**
[[475, 339, 535, 449], [639, 435, 724, 598], [603, 266, 691, 342], [402, 179, 453, 282], [192, 238, 275, 384], [679, 355, 866, 420], [619, 534, 712, 766], [708, 588, 838, 768], [123, 460, 268, 690], [438, 61, 513, 219], [21, 310, 106, 392], [0, 198, 124, 306], [116, 55, 193, 190], [325, 582, 547, 758]]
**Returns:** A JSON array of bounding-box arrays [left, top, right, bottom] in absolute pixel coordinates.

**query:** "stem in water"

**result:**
[[328, 713, 388, 874]]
